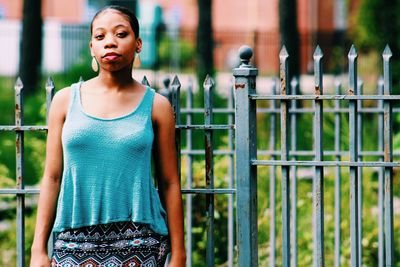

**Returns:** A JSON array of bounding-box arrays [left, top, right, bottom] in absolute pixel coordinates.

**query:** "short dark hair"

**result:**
[[90, 5, 140, 38]]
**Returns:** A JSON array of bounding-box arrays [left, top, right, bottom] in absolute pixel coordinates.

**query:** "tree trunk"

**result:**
[[279, 0, 300, 81], [108, 0, 137, 14], [197, 0, 214, 95], [19, 0, 42, 95]]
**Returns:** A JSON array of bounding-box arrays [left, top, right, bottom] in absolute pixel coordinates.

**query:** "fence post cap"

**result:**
[[233, 45, 258, 77], [239, 45, 253, 67]]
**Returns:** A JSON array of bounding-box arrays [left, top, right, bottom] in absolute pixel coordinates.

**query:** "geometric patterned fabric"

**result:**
[[51, 221, 170, 266]]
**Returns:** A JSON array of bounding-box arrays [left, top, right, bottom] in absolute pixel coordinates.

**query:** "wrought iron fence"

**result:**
[[1, 44, 399, 267], [234, 45, 399, 266]]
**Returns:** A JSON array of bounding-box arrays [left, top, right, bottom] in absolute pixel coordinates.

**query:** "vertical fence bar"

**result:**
[[171, 76, 181, 180], [279, 46, 291, 267], [334, 79, 342, 267], [186, 79, 193, 267], [159, 77, 172, 103], [377, 77, 385, 267], [204, 75, 215, 267], [382, 45, 394, 266], [227, 85, 235, 267], [45, 77, 55, 124], [313, 46, 325, 267], [141, 76, 150, 87], [348, 45, 359, 267], [357, 79, 363, 265], [15, 77, 25, 267], [233, 45, 258, 267], [269, 79, 277, 267], [290, 77, 298, 267], [45, 78, 55, 257]]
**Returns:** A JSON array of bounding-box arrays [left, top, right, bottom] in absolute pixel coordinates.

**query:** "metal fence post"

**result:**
[[382, 45, 394, 267], [334, 79, 342, 267], [348, 45, 360, 267], [313, 46, 325, 267], [15, 77, 25, 267], [204, 75, 215, 267], [269, 79, 278, 267], [45, 77, 55, 258], [290, 77, 298, 267], [377, 77, 385, 267], [233, 45, 258, 267], [280, 46, 291, 267], [185, 79, 193, 267]]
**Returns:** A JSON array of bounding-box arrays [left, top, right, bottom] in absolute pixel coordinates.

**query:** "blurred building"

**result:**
[[0, 0, 352, 75], [158, 0, 350, 74]]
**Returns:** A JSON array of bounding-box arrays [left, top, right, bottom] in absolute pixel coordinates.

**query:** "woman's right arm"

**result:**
[[30, 88, 70, 267]]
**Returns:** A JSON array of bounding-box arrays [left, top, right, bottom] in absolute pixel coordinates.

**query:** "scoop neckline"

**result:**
[[76, 81, 149, 121]]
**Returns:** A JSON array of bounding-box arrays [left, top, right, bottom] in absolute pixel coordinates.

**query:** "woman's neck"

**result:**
[[96, 67, 135, 90]]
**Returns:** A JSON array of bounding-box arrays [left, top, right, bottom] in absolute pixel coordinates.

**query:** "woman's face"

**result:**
[[90, 10, 142, 72]]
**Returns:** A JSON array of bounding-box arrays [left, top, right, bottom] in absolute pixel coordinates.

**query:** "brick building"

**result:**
[[0, 0, 351, 74]]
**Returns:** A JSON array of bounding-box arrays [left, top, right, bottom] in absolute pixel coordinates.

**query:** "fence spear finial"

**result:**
[[171, 75, 181, 87], [348, 44, 358, 60], [383, 44, 392, 60], [15, 77, 23, 93], [279, 45, 289, 61], [204, 74, 214, 88], [141, 76, 150, 86], [46, 76, 54, 88], [313, 45, 324, 59]]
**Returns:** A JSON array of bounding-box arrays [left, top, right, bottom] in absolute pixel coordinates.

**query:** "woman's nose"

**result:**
[[104, 34, 117, 48]]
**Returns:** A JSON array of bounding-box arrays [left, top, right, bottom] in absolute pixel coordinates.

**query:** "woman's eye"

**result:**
[[116, 32, 127, 37], [94, 34, 104, 40]]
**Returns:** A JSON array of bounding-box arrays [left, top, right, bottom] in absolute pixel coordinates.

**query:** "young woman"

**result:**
[[30, 6, 185, 267]]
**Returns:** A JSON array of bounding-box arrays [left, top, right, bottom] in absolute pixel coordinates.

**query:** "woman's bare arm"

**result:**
[[152, 93, 186, 266], [30, 88, 70, 265]]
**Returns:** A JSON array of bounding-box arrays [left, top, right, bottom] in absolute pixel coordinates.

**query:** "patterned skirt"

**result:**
[[51, 221, 170, 267]]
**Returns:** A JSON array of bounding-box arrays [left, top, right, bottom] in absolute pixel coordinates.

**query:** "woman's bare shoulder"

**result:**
[[50, 86, 73, 120], [152, 92, 173, 121]]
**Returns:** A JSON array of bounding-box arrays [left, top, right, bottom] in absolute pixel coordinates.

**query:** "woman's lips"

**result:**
[[103, 53, 121, 61]]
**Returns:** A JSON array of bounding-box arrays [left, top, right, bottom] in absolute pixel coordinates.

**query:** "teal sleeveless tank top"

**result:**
[[52, 81, 168, 235]]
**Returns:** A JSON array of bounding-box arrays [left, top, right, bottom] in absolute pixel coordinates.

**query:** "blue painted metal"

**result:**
[[45, 77, 55, 258], [15, 77, 25, 267], [2, 44, 400, 267], [141, 75, 150, 86], [186, 80, 193, 267], [377, 77, 385, 267], [227, 85, 235, 267], [334, 79, 342, 267], [348, 44, 360, 267], [204, 75, 215, 267], [382, 45, 394, 267], [357, 79, 363, 266], [252, 160, 400, 167], [45, 77, 55, 125], [279, 45, 291, 267], [269, 79, 277, 267], [233, 45, 258, 267], [290, 77, 298, 267], [171, 76, 182, 180], [313, 45, 325, 267], [249, 95, 400, 100]]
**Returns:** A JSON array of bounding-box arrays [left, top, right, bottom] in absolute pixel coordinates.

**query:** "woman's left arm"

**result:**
[[152, 93, 186, 266]]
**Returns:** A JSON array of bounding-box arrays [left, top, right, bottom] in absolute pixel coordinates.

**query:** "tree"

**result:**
[[197, 0, 214, 96], [279, 0, 300, 81], [353, 0, 400, 92], [107, 0, 137, 14], [19, 0, 42, 94]]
